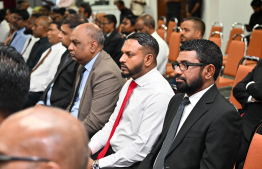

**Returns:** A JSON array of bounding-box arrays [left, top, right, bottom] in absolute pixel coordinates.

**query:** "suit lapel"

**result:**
[[166, 85, 219, 155]]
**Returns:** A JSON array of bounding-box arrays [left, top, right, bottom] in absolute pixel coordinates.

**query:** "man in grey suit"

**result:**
[[138, 39, 242, 169], [67, 23, 125, 138]]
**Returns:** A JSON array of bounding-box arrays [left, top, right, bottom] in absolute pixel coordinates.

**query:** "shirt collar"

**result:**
[[132, 67, 158, 87], [186, 84, 214, 107], [84, 52, 100, 72], [16, 27, 26, 34], [151, 31, 157, 36], [50, 42, 63, 50]]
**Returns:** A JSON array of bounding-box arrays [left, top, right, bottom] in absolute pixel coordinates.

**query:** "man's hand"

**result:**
[[88, 158, 94, 169], [251, 97, 262, 102]]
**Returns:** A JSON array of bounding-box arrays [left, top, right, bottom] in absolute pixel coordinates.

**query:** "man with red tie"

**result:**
[[88, 32, 174, 169]]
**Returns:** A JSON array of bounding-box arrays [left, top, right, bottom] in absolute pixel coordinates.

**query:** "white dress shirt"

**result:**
[[151, 31, 169, 76], [0, 20, 10, 43], [176, 84, 214, 136], [30, 42, 66, 92], [89, 67, 174, 168], [21, 35, 40, 62]]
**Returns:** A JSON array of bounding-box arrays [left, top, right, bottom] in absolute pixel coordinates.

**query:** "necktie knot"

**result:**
[[129, 80, 137, 90], [182, 97, 190, 107], [81, 67, 86, 75]]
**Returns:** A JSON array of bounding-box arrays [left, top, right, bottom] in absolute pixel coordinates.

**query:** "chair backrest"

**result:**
[[157, 24, 167, 41], [229, 65, 253, 110], [157, 16, 166, 30], [246, 27, 262, 58], [243, 122, 262, 169], [223, 35, 247, 77], [168, 27, 181, 62], [209, 21, 223, 38], [209, 31, 223, 48], [166, 17, 178, 43], [225, 22, 244, 55]]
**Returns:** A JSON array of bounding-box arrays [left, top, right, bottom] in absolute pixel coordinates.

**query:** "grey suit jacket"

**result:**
[[138, 85, 242, 169], [67, 50, 126, 138]]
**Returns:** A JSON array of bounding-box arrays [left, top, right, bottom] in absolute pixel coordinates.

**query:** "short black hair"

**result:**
[[15, 9, 29, 21], [251, 0, 262, 7], [128, 32, 159, 60], [182, 17, 206, 37], [104, 14, 117, 28], [116, 0, 125, 6], [0, 9, 6, 22], [124, 14, 136, 26], [62, 14, 87, 29], [7, 8, 16, 14], [52, 20, 63, 30], [56, 7, 66, 16], [31, 13, 40, 19], [0, 45, 30, 117], [42, 5, 51, 12], [180, 39, 222, 81], [80, 3, 92, 18]]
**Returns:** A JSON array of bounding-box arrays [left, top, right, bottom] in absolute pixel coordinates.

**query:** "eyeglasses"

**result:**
[[172, 61, 207, 71], [13, 16, 23, 20], [0, 154, 50, 163]]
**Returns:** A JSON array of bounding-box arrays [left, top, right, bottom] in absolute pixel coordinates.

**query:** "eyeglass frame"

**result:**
[[172, 61, 208, 71], [0, 154, 50, 163], [100, 22, 110, 26]]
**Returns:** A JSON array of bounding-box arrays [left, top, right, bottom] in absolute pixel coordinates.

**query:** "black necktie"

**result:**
[[21, 37, 32, 55], [153, 97, 190, 169], [69, 66, 86, 111], [8, 32, 17, 45]]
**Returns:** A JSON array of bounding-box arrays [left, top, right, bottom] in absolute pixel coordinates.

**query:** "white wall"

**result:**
[[202, 0, 253, 54]]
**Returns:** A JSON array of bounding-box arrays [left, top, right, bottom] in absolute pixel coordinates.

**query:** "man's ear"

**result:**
[[195, 30, 202, 39], [144, 54, 153, 67], [90, 41, 98, 53], [204, 64, 215, 80]]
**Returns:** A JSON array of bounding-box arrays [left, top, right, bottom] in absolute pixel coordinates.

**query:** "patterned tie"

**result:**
[[97, 80, 138, 159], [153, 97, 190, 169]]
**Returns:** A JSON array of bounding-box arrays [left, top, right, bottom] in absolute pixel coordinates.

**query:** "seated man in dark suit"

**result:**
[[233, 59, 262, 169], [38, 14, 86, 109], [0, 45, 30, 124], [100, 14, 122, 68], [26, 16, 52, 71], [138, 39, 242, 169]]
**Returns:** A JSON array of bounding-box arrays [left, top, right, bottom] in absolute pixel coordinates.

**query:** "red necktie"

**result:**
[[97, 80, 138, 159]]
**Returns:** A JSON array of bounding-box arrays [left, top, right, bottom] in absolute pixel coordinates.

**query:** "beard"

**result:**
[[24, 28, 33, 35], [121, 61, 143, 78], [176, 70, 204, 95]]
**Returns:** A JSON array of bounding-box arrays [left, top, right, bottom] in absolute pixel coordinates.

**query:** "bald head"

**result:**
[[0, 106, 88, 169], [32, 16, 52, 38], [135, 14, 155, 34]]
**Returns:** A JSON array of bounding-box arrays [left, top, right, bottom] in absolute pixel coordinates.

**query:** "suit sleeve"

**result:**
[[82, 69, 125, 137], [200, 108, 242, 169]]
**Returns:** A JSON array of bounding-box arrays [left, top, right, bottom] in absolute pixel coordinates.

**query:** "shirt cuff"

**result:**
[[88, 141, 104, 155], [246, 81, 255, 89], [98, 156, 113, 168], [247, 96, 254, 103], [37, 101, 45, 105]]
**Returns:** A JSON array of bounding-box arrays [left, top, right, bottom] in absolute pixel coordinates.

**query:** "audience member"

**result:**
[[38, 14, 85, 109], [88, 33, 174, 169], [4, 8, 16, 22], [0, 106, 89, 169], [24, 21, 66, 108], [130, 0, 146, 17], [66, 23, 125, 138], [233, 60, 262, 169], [54, 7, 66, 21], [101, 14, 123, 67], [3, 13, 15, 45], [136, 14, 169, 76], [41, 0, 56, 10], [27, 16, 52, 71], [50, 8, 57, 20], [8, 9, 31, 53], [21, 14, 40, 61], [138, 39, 242, 169], [64, 8, 77, 17], [38, 5, 51, 16], [78, 3, 92, 22], [165, 0, 181, 24], [246, 0, 262, 32], [17, 0, 33, 16], [187, 0, 202, 18], [0, 9, 9, 43], [121, 14, 136, 37], [114, 0, 133, 24], [180, 17, 205, 43], [94, 12, 106, 27], [0, 45, 30, 124]]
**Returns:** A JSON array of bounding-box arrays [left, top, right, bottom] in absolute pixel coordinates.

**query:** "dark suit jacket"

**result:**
[[40, 50, 79, 109], [233, 60, 262, 141], [66, 50, 125, 138], [138, 85, 242, 169], [103, 29, 123, 68], [27, 36, 52, 71]]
